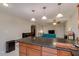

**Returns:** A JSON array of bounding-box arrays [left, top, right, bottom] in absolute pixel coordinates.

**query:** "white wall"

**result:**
[[0, 11, 33, 56], [65, 9, 79, 39], [71, 12, 79, 38], [36, 23, 43, 36]]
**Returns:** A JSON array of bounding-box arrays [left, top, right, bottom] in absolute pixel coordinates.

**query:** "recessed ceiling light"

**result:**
[[3, 3, 8, 7], [31, 18, 36, 22]]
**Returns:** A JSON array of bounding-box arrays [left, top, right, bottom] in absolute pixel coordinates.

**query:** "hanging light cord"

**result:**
[[58, 3, 62, 14], [32, 10, 35, 18], [43, 7, 46, 16]]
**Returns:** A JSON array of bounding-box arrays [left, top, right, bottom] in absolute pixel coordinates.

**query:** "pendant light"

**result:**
[[31, 10, 36, 22], [53, 22, 57, 26], [56, 3, 63, 18], [52, 20, 57, 26], [42, 7, 47, 20]]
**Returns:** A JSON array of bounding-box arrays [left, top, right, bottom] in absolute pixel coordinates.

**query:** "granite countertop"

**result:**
[[19, 37, 79, 56]]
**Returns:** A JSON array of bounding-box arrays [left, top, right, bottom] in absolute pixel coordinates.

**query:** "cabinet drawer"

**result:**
[[26, 44, 41, 50], [57, 50, 72, 56], [19, 45, 27, 53], [27, 48, 41, 56], [42, 47, 57, 54], [19, 42, 27, 47], [42, 51, 57, 56], [56, 43, 73, 49]]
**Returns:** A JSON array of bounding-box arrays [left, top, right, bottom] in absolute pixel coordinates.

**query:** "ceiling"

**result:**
[[0, 3, 77, 24]]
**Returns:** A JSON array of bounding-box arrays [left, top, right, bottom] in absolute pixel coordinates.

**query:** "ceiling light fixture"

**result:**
[[42, 16, 47, 20], [3, 3, 8, 7], [42, 7, 47, 20], [31, 10, 36, 22], [56, 13, 63, 18], [31, 18, 36, 22], [52, 20, 57, 26], [53, 22, 57, 26], [56, 3, 63, 18], [39, 29, 43, 34]]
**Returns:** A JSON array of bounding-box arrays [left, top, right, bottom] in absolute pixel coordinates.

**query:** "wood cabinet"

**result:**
[[42, 51, 57, 56], [19, 42, 72, 56], [19, 43, 27, 56], [27, 48, 41, 56], [19, 42, 41, 56]]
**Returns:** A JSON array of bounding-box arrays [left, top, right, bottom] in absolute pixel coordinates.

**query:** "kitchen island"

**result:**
[[19, 37, 79, 56]]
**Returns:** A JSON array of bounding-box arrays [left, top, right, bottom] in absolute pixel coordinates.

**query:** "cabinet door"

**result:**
[[42, 51, 57, 56], [42, 47, 57, 56], [57, 50, 72, 56], [19, 45, 27, 53], [27, 48, 41, 56], [19, 43, 27, 56]]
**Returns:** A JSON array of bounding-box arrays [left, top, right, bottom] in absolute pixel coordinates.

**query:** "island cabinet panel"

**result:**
[[19, 42, 42, 56], [42, 47, 57, 56], [19, 43, 27, 56], [19, 42, 27, 47], [25, 44, 41, 50], [27, 48, 41, 56], [57, 50, 72, 56], [19, 42, 72, 56], [19, 45, 27, 53], [42, 51, 57, 56]]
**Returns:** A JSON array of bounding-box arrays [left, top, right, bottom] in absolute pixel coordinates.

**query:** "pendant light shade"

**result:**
[[42, 16, 47, 20], [56, 13, 63, 18], [31, 18, 36, 21], [53, 22, 57, 26], [52, 20, 57, 26]]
